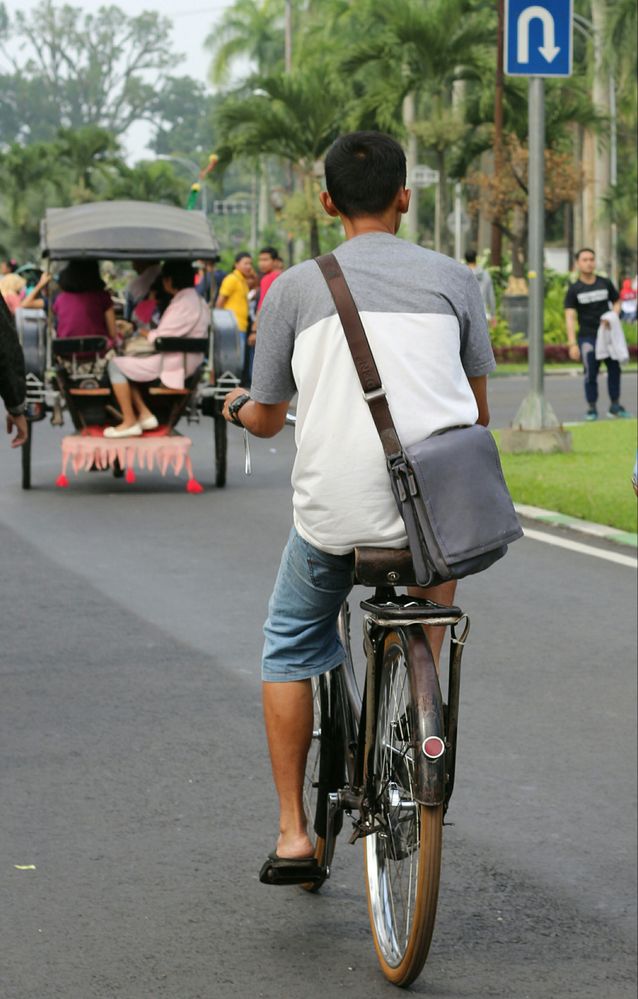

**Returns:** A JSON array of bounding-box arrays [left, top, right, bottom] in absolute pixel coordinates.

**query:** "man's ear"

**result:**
[[397, 187, 411, 215], [319, 191, 340, 218]]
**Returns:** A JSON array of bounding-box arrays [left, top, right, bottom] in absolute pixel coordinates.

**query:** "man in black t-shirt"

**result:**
[[564, 247, 629, 420]]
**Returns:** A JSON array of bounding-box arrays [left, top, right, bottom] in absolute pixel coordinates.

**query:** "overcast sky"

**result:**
[[16, 0, 243, 159]]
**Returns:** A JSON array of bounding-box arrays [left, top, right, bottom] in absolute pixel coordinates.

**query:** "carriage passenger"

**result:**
[[104, 260, 209, 439], [52, 260, 117, 348]]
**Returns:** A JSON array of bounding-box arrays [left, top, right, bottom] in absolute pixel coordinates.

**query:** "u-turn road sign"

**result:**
[[505, 0, 573, 77]]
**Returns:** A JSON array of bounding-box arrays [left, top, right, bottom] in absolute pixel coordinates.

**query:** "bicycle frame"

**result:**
[[323, 586, 470, 876]]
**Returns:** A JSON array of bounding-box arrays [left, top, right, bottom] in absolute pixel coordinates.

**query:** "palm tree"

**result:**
[[215, 70, 344, 255], [55, 126, 121, 200], [342, 0, 495, 247], [205, 0, 284, 85], [105, 161, 189, 206]]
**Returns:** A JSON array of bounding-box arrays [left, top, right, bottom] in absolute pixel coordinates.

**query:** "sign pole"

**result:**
[[527, 75, 546, 410], [501, 72, 570, 452]]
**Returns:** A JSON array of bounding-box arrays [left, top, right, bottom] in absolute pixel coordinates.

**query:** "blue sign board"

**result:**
[[505, 0, 573, 77]]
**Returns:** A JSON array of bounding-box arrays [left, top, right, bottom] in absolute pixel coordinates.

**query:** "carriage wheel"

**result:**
[[214, 413, 227, 488], [21, 421, 32, 490]]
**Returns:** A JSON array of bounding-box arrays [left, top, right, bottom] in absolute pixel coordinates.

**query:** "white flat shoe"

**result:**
[[139, 415, 159, 431], [103, 424, 143, 439]]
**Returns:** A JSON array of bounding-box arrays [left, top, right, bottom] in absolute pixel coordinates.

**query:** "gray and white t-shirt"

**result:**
[[251, 232, 495, 555]]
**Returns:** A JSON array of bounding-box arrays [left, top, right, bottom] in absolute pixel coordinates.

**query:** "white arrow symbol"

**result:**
[[517, 5, 561, 63]]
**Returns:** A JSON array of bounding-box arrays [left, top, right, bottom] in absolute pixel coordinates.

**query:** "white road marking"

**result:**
[[524, 527, 637, 568]]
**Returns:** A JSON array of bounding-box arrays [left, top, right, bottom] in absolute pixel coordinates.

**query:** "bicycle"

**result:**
[[301, 545, 470, 988]]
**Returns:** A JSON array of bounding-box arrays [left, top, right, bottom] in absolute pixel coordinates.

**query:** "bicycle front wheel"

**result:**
[[364, 628, 444, 987]]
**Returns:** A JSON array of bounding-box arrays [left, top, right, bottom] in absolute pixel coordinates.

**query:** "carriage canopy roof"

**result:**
[[41, 200, 220, 261]]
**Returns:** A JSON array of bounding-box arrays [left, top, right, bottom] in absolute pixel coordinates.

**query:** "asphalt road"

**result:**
[[1, 374, 636, 999]]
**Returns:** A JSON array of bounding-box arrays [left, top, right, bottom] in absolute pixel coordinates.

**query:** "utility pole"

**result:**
[[491, 0, 504, 266], [284, 0, 292, 73], [284, 0, 294, 264]]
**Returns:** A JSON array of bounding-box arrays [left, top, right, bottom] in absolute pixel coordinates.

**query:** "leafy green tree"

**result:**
[[0, 141, 63, 256], [0, 0, 178, 138], [341, 0, 494, 249], [149, 78, 219, 157], [104, 161, 188, 206], [55, 127, 121, 201]]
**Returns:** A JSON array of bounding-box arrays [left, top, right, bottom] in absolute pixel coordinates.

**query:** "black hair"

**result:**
[[3, 258, 18, 272], [234, 251, 252, 264], [58, 259, 105, 293], [259, 246, 279, 259], [324, 131, 407, 218], [575, 247, 595, 259], [464, 249, 478, 264], [150, 274, 171, 314], [161, 260, 196, 290]]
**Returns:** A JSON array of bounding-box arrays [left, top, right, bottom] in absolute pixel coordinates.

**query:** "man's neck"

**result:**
[[341, 214, 398, 240], [578, 271, 597, 285]]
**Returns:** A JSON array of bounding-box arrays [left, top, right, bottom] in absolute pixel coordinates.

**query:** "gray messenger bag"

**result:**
[[316, 253, 523, 588]]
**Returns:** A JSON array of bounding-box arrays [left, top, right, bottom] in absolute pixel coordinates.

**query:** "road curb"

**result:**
[[514, 503, 637, 549]]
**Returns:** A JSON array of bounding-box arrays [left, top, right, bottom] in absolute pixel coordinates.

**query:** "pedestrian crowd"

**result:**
[[1, 221, 634, 453]]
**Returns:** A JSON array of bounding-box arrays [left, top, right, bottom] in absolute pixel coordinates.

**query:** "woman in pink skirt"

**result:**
[[105, 261, 209, 438]]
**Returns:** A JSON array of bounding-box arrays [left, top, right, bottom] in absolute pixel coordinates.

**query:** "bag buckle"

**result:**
[[363, 386, 386, 402]]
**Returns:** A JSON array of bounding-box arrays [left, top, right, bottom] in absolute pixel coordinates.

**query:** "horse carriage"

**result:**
[[16, 200, 243, 490]]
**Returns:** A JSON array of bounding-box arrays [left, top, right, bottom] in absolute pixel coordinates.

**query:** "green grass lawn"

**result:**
[[496, 419, 638, 534]]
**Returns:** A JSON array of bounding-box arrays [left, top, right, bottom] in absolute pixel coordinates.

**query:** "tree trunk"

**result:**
[[309, 215, 320, 258], [511, 206, 527, 280], [258, 159, 269, 240], [435, 149, 450, 255], [403, 92, 418, 242], [591, 0, 612, 275], [572, 123, 584, 259]]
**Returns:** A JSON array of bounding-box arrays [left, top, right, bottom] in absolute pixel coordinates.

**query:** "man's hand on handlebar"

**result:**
[[222, 387, 250, 423]]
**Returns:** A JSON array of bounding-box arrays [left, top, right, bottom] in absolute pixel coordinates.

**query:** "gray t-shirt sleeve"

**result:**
[[459, 270, 496, 377], [250, 275, 297, 403]]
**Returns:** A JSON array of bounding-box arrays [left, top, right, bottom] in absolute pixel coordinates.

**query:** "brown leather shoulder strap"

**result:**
[[315, 252, 402, 458]]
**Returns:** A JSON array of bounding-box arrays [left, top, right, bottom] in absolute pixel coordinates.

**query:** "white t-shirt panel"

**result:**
[[290, 311, 479, 554]]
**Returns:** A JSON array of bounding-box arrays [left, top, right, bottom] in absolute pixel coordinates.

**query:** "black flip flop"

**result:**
[[259, 850, 324, 886]]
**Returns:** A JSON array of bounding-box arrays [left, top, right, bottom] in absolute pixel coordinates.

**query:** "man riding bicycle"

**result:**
[[223, 131, 495, 883]]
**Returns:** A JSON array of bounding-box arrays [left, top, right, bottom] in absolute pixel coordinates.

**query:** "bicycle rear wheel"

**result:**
[[364, 628, 444, 987], [302, 667, 348, 891]]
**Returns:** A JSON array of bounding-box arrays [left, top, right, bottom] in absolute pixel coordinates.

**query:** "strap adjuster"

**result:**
[[363, 386, 386, 402]]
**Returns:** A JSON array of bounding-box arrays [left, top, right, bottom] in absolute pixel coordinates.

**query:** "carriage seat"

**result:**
[[52, 335, 109, 357], [148, 336, 207, 396]]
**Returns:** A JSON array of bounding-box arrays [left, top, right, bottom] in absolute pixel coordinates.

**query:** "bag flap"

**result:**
[[405, 425, 523, 563]]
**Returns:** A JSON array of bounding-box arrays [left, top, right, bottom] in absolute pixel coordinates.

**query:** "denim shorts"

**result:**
[[261, 527, 355, 682]]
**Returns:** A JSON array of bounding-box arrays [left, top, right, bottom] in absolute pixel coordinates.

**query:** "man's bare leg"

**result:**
[[262, 678, 315, 859], [408, 580, 458, 669]]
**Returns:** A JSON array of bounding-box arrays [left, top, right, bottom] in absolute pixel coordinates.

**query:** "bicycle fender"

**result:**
[[406, 626, 446, 807]]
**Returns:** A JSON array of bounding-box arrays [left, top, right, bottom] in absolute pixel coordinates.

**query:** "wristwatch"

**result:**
[[228, 393, 251, 426]]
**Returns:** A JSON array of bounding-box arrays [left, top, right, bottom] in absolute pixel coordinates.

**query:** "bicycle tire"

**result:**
[[364, 627, 444, 987], [214, 413, 227, 488], [21, 421, 32, 490], [302, 667, 348, 892]]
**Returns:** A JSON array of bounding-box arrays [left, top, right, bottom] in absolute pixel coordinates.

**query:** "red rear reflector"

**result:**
[[422, 736, 445, 760]]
